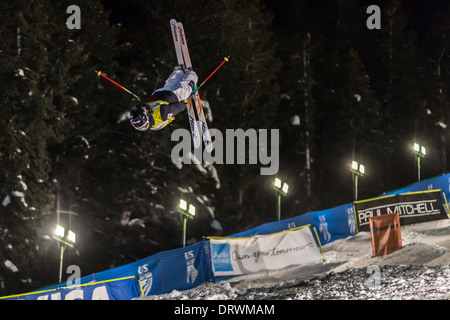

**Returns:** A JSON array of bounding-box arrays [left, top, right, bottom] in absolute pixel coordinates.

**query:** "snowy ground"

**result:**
[[138, 219, 450, 300]]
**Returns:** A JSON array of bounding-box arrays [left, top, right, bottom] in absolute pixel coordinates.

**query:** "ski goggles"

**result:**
[[132, 118, 150, 131]]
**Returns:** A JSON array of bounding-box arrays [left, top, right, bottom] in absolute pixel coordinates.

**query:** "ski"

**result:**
[[176, 21, 214, 153], [170, 19, 202, 150]]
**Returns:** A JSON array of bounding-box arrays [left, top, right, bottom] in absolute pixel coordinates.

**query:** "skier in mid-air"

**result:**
[[129, 67, 198, 131], [97, 18, 227, 145]]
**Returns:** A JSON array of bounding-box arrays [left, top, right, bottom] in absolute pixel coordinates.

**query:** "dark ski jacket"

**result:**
[[147, 91, 187, 130]]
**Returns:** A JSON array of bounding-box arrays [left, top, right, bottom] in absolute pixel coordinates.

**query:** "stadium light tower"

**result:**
[[178, 199, 196, 247], [413, 143, 426, 182], [274, 178, 289, 221], [53, 224, 76, 283], [351, 161, 365, 201]]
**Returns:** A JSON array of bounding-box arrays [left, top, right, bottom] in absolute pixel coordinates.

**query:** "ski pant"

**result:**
[[153, 69, 198, 102]]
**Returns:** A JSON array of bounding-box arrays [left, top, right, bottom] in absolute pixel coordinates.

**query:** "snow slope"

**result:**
[[138, 219, 450, 300]]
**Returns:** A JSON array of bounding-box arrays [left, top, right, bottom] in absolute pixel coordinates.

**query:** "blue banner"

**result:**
[[383, 173, 450, 201], [40, 240, 212, 297], [6, 276, 140, 300], [228, 202, 356, 246]]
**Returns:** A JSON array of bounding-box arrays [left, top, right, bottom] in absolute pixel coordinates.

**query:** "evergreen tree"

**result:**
[[0, 0, 68, 294], [44, 0, 133, 281], [280, 0, 383, 206], [0, 0, 131, 293], [420, 4, 450, 176], [356, 0, 426, 189], [267, 0, 318, 214]]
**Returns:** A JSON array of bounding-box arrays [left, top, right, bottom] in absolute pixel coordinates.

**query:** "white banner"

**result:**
[[210, 226, 324, 276]]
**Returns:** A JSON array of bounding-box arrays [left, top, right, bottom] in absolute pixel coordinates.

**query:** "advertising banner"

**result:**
[[229, 202, 356, 246], [354, 190, 448, 232], [369, 212, 402, 257], [35, 241, 213, 297], [383, 173, 450, 201], [210, 226, 324, 276], [4, 276, 141, 300]]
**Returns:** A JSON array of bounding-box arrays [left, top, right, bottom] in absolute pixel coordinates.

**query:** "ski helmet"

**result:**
[[130, 105, 151, 131]]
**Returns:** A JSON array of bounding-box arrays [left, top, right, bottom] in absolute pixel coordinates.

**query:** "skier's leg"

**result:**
[[153, 69, 198, 102], [174, 71, 198, 101], [162, 69, 185, 88]]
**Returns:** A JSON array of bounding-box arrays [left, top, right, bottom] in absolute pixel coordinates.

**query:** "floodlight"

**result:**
[[53, 209, 78, 284], [282, 183, 289, 194], [178, 199, 197, 247], [274, 178, 282, 189], [67, 230, 76, 244], [413, 143, 426, 181], [179, 199, 187, 211], [273, 178, 288, 221], [413, 143, 426, 157], [188, 204, 196, 216], [351, 161, 365, 201], [359, 164, 365, 175], [55, 225, 65, 238], [351, 161, 365, 176]]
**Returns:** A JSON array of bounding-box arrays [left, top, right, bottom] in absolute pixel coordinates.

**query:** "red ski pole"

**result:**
[[95, 70, 145, 102], [191, 56, 230, 95]]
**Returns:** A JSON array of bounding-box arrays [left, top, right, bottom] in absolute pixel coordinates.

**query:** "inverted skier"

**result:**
[[129, 67, 198, 131]]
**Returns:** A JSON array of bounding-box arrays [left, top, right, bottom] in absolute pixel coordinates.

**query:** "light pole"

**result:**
[[351, 160, 365, 201], [53, 224, 76, 283], [274, 178, 289, 221], [178, 199, 196, 247], [413, 143, 426, 181]]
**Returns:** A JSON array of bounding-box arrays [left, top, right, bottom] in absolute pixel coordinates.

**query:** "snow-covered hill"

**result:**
[[138, 219, 450, 300]]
